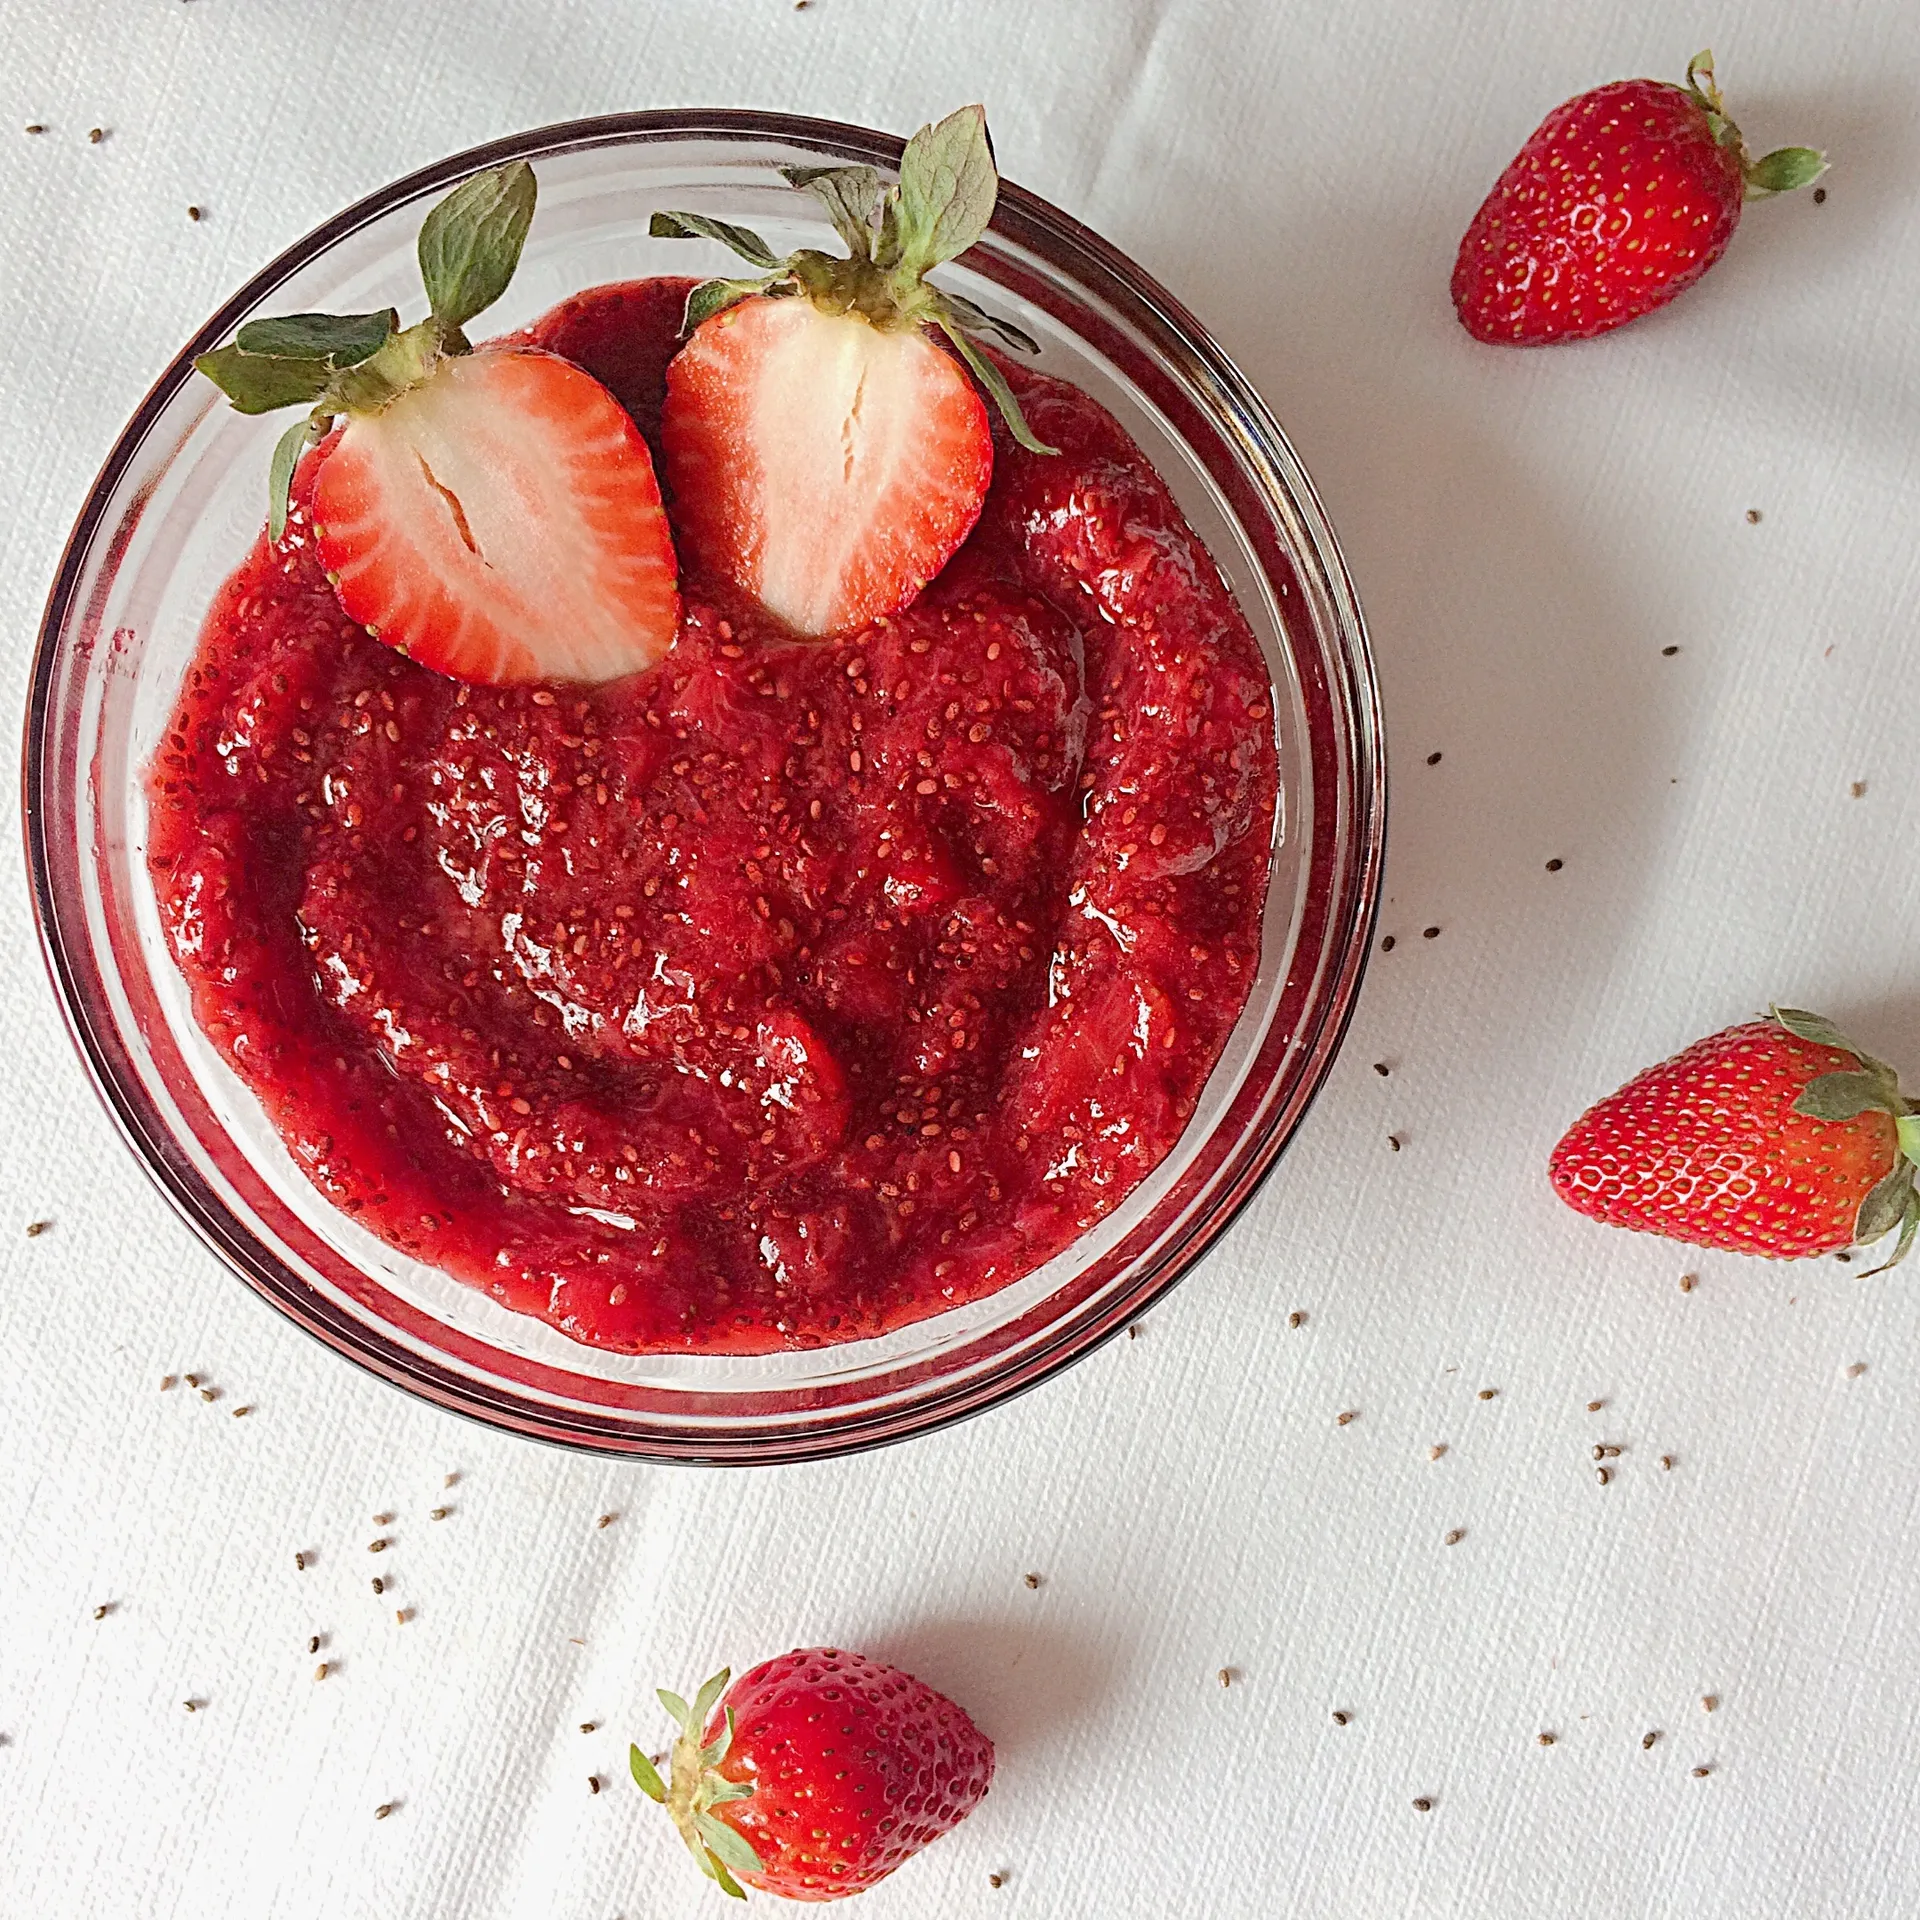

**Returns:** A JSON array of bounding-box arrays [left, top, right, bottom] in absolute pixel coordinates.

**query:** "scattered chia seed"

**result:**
[[294, 1553, 307, 1572], [1336, 1409, 1357, 1426], [1594, 1445, 1621, 1459], [1429, 1444, 1446, 1460], [1642, 1731, 1658, 1750], [1692, 1765, 1711, 1777], [1444, 1529, 1464, 1546], [1412, 1797, 1432, 1813], [184, 1374, 199, 1388], [87, 127, 104, 143], [1851, 781, 1868, 798], [1218, 1668, 1232, 1688], [1373, 1062, 1389, 1076], [1679, 1273, 1696, 1292], [1380, 935, 1395, 952], [596, 1513, 615, 1530], [430, 1507, 449, 1521], [25, 123, 45, 135], [1847, 1362, 1867, 1378], [1662, 645, 1680, 657], [369, 1540, 388, 1554], [1426, 751, 1442, 766], [1597, 1467, 1611, 1486], [374, 1513, 394, 1526], [198, 1387, 217, 1402], [187, 205, 202, 222], [1387, 1135, 1401, 1152], [1746, 508, 1762, 524], [395, 1609, 409, 1625], [1586, 1400, 1605, 1412], [232, 1405, 251, 1418], [371, 1578, 384, 1594], [160, 1375, 176, 1391], [1127, 1323, 1141, 1338], [989, 1873, 1005, 1888], [580, 1722, 597, 1734], [1701, 1695, 1717, 1713], [1024, 1572, 1041, 1589], [1331, 1710, 1350, 1725], [1422, 926, 1440, 940], [1545, 858, 1563, 872], [375, 1802, 393, 1819], [308, 1636, 320, 1654], [1477, 1388, 1497, 1401], [93, 1604, 110, 1620], [444, 1472, 459, 1488], [588, 1774, 601, 1794], [314, 1663, 329, 1681], [1814, 186, 1827, 203], [1660, 1455, 1675, 1471], [183, 1700, 198, 1713], [1288, 1311, 1305, 1328], [1537, 1732, 1555, 1746], [24, 1221, 51, 1238]]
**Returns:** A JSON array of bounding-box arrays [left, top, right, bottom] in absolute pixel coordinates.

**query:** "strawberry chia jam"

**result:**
[[147, 278, 1277, 1353]]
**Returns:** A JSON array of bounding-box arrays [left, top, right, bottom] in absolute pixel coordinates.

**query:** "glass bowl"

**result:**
[[24, 111, 1383, 1463]]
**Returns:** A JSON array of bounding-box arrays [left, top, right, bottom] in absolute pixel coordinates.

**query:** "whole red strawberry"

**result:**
[[1452, 52, 1824, 345], [631, 1648, 993, 1901], [1550, 1008, 1920, 1265]]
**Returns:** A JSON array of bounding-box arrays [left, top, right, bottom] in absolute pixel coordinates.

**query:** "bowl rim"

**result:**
[[23, 106, 1386, 1463]]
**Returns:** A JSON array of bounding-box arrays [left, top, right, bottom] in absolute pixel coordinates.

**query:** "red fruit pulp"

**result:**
[[146, 279, 1278, 1353]]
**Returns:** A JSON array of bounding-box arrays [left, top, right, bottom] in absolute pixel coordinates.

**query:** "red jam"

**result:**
[[147, 279, 1277, 1353]]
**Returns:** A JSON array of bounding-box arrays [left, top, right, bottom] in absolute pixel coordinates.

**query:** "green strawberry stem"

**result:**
[[1775, 1006, 1920, 1270], [650, 104, 1059, 456], [193, 163, 539, 540], [1683, 51, 1827, 200], [635, 1669, 764, 1900]]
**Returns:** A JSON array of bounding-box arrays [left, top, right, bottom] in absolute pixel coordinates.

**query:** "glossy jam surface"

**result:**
[[147, 279, 1277, 1352]]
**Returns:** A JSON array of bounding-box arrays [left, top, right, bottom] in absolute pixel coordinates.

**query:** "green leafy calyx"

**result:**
[[1683, 51, 1827, 202], [193, 161, 538, 541], [634, 1668, 763, 1900], [1772, 1006, 1920, 1271], [649, 105, 1057, 455]]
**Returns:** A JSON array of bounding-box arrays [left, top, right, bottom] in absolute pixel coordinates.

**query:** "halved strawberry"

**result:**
[[313, 348, 678, 685], [663, 298, 989, 635], [651, 104, 1055, 638], [196, 161, 679, 686]]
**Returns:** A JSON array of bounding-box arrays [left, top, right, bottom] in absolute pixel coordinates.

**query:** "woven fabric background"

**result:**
[[4, 2, 1919, 1914]]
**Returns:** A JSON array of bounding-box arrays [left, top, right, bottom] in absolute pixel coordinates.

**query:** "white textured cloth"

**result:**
[[5, 1, 1920, 1914]]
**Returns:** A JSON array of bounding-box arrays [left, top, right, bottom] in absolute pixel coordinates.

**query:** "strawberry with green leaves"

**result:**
[[1453, 51, 1825, 345], [651, 104, 1054, 638], [631, 1649, 993, 1901], [196, 164, 680, 685], [1550, 1008, 1920, 1267]]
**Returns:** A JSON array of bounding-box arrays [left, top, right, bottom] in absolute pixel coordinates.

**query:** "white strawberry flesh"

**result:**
[[663, 299, 992, 638], [314, 348, 680, 687]]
